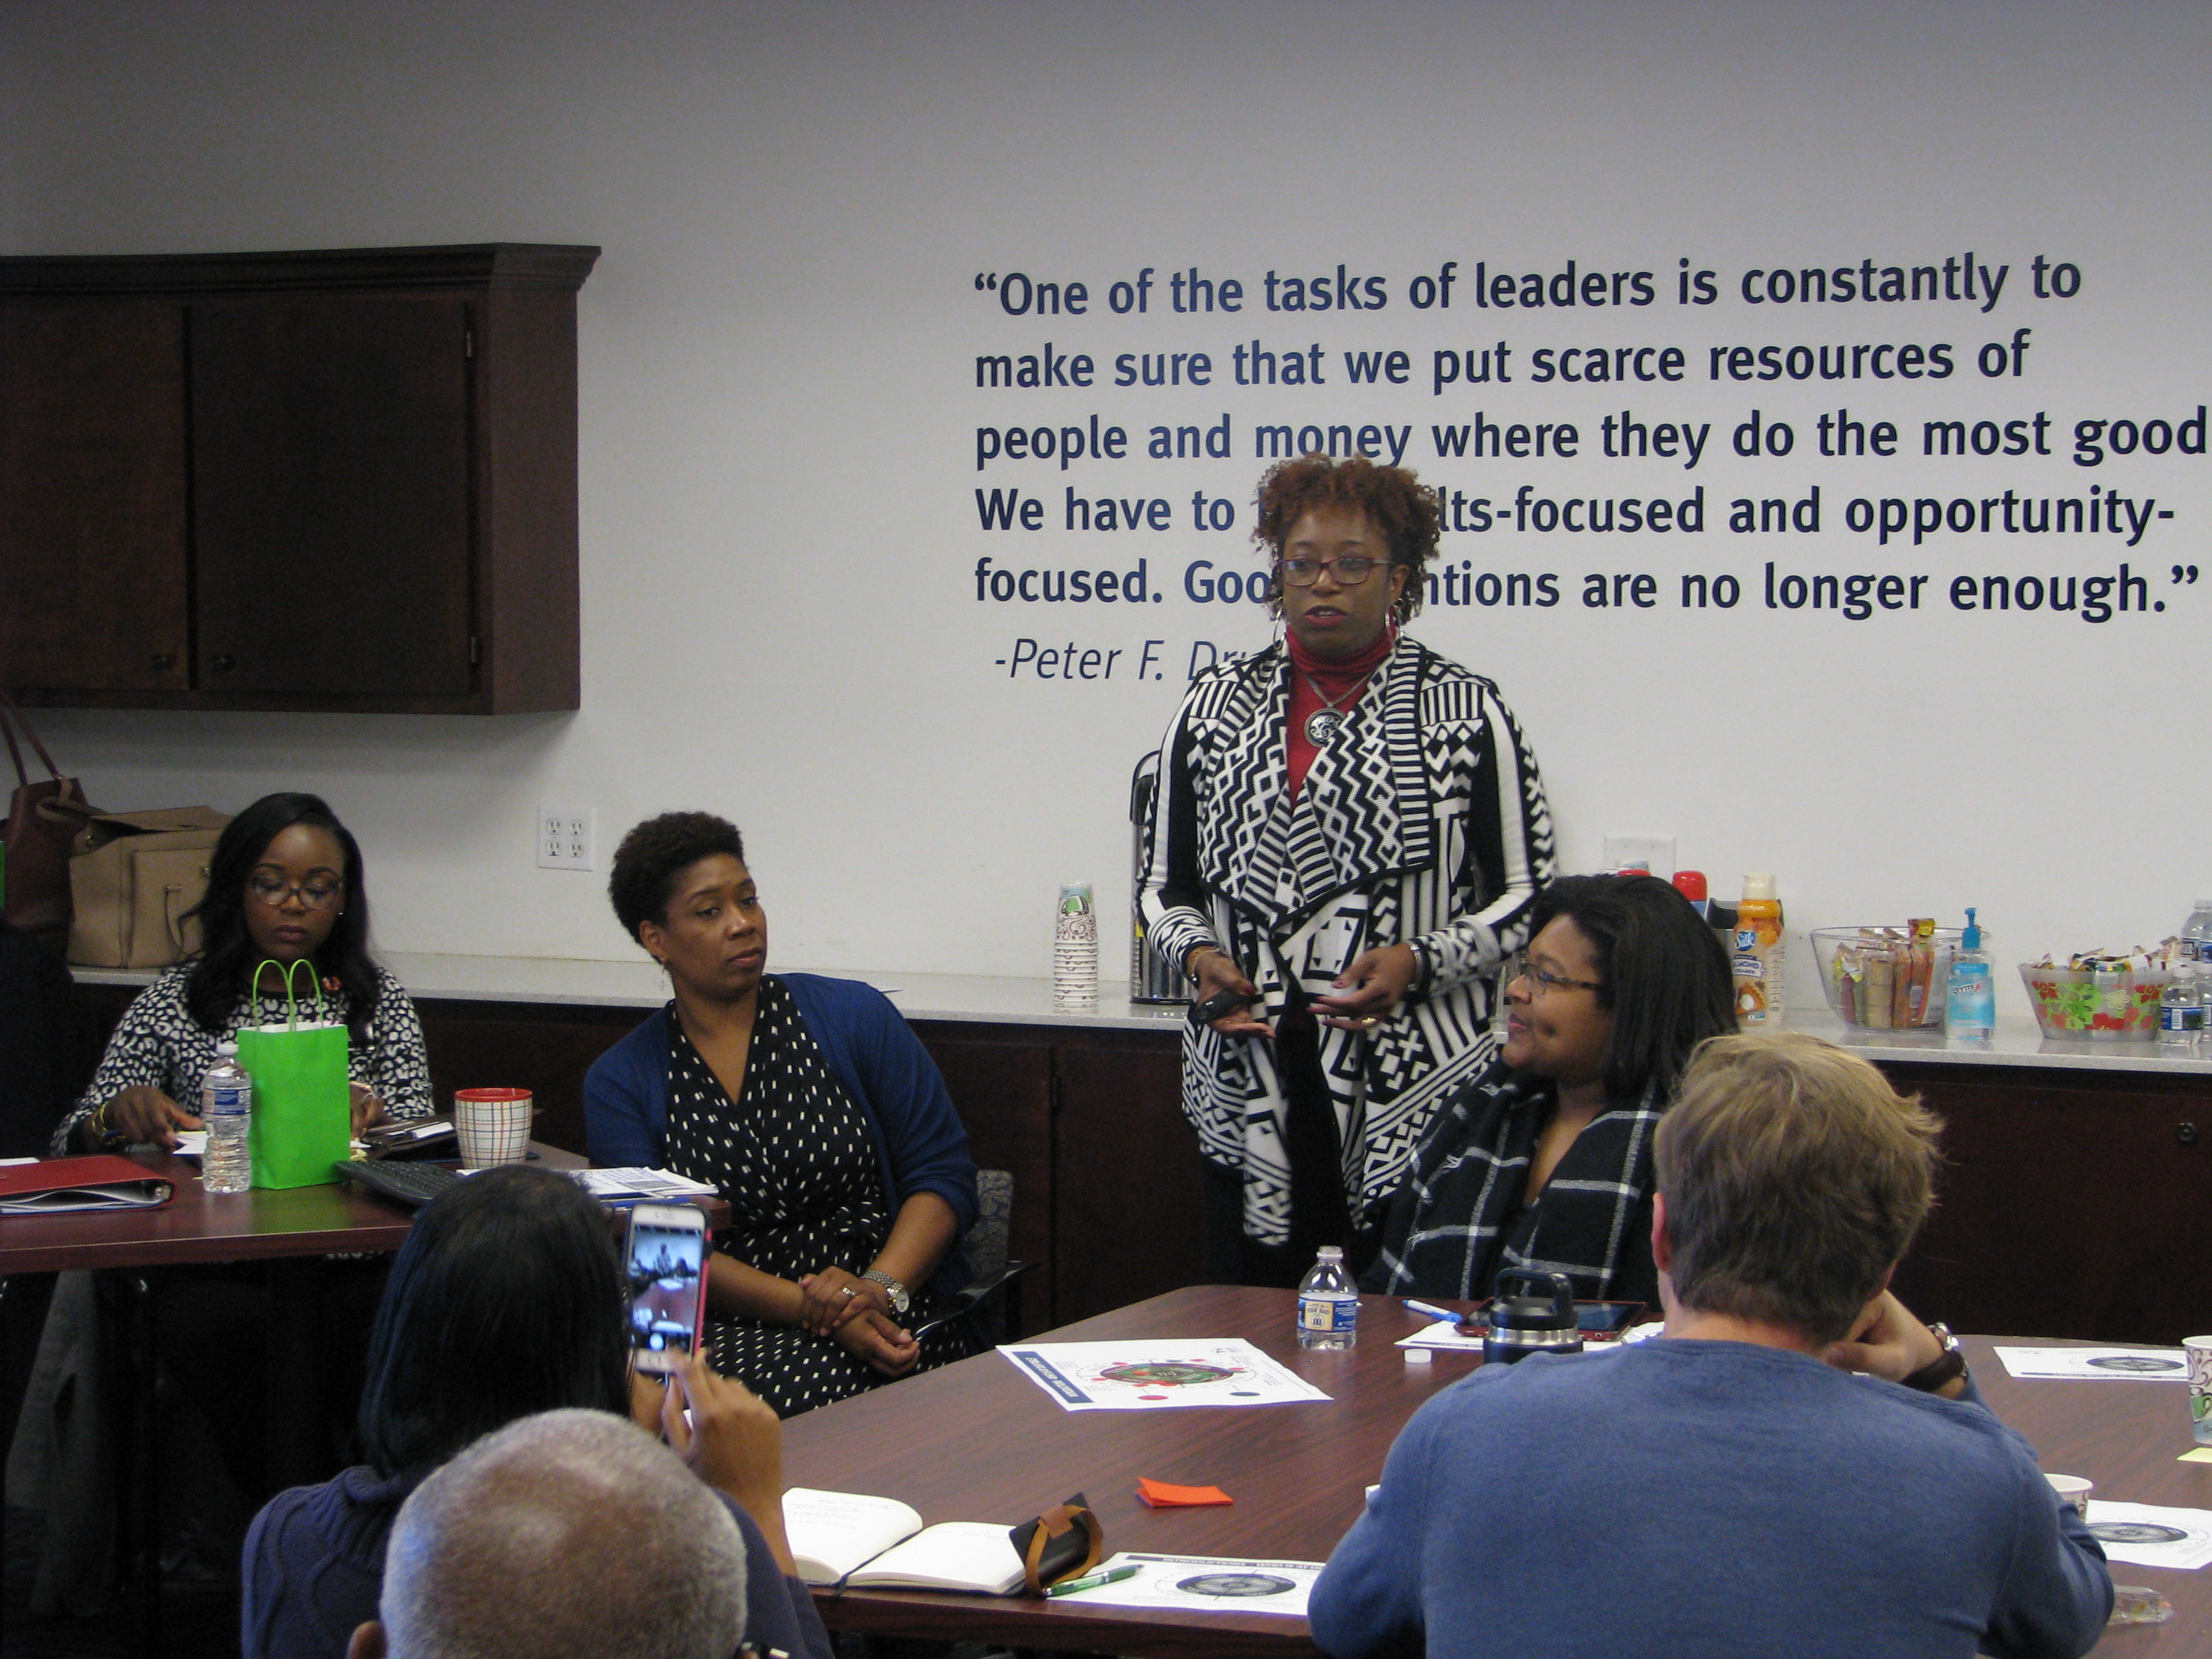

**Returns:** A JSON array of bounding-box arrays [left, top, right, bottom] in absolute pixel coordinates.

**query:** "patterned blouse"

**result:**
[[54, 962, 433, 1152]]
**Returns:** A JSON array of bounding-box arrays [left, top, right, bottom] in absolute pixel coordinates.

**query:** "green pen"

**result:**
[[1047, 1563, 1139, 1597]]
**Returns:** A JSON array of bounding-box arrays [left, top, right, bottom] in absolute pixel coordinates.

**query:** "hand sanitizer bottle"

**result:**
[[1945, 909, 1994, 1044]]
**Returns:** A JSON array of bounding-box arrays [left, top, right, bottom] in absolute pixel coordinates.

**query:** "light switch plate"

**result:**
[[1601, 835, 1675, 880]]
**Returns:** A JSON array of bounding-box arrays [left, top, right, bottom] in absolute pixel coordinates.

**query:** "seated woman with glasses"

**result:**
[[38, 793, 432, 1559], [586, 812, 979, 1418], [57, 790, 431, 1153], [1361, 873, 1736, 1304]]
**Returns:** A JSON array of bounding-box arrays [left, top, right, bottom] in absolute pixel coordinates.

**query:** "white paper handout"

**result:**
[[1050, 1552, 1323, 1616], [998, 1339, 1330, 1411], [2085, 1502, 2212, 1570], [1394, 1323, 1654, 1352], [1993, 1346, 2189, 1382], [573, 1168, 718, 1202]]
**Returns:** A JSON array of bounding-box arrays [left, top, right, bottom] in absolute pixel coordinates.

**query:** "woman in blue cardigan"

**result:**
[[586, 812, 979, 1416]]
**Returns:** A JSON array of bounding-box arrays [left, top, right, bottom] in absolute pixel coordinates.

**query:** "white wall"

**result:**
[[3, 1, 2207, 1010]]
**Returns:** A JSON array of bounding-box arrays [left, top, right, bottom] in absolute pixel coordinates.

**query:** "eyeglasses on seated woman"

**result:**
[[1364, 872, 1738, 1305]]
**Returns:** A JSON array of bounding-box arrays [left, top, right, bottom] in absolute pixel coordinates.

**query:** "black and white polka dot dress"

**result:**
[[663, 977, 972, 1416]]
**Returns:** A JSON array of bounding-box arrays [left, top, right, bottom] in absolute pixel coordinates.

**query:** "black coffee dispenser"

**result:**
[[1128, 751, 1187, 1005]]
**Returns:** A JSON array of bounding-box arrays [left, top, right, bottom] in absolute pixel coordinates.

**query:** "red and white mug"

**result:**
[[452, 1088, 533, 1168]]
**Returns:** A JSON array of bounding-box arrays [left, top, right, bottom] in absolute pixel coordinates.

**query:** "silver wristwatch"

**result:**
[[862, 1269, 911, 1316]]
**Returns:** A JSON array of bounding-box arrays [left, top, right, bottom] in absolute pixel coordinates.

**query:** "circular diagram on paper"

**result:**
[[2090, 1522, 2191, 1545], [1176, 1572, 1300, 1599], [1097, 1361, 1237, 1387], [2086, 1356, 2184, 1373]]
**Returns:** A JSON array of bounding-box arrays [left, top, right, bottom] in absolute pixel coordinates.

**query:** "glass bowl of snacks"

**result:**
[[1814, 924, 1961, 1029], [2020, 954, 2174, 1040]]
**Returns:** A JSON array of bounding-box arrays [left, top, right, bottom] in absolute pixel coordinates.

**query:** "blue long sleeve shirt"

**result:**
[[1309, 1338, 2111, 1659], [583, 972, 977, 1298]]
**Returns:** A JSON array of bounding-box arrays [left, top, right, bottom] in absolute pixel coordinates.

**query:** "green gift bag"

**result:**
[[238, 958, 352, 1189]]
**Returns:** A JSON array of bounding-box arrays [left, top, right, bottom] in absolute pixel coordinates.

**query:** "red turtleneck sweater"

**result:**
[[1285, 627, 1393, 801]]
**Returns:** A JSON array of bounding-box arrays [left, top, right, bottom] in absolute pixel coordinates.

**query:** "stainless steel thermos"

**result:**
[[1482, 1268, 1584, 1364]]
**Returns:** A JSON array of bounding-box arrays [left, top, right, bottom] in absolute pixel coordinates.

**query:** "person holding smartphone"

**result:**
[[587, 812, 979, 1418], [1139, 453, 1555, 1286], [241, 1164, 829, 1659]]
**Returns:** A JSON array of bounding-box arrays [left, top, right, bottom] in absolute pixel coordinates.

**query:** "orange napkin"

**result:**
[[1138, 1478, 1233, 1507]]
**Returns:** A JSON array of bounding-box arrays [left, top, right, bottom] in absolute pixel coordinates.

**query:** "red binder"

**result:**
[[0, 1154, 177, 1215]]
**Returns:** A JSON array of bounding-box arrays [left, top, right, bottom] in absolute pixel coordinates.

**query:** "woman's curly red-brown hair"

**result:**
[[1250, 453, 1439, 623]]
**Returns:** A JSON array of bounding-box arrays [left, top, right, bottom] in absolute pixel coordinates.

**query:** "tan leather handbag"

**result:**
[[64, 806, 232, 969], [1, 692, 91, 943]]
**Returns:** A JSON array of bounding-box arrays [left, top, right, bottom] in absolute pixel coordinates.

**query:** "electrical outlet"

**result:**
[[1601, 835, 1675, 880], [537, 806, 594, 872]]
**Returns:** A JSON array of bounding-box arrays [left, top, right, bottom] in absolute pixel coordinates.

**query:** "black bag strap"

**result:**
[[0, 691, 62, 790]]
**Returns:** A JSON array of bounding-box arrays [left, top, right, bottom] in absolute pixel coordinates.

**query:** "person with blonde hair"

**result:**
[[1313, 1031, 2111, 1659]]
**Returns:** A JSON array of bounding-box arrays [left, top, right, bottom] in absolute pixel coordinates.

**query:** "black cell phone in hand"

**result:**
[[1188, 987, 1257, 1025]]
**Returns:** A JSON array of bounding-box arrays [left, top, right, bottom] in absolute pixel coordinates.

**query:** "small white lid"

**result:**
[[1315, 1244, 1344, 1259], [1742, 872, 1776, 900], [2196, 900, 2212, 912], [216, 1041, 239, 1057]]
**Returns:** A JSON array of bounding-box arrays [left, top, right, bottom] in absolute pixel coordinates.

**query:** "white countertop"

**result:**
[[72, 951, 1196, 1033], [70, 952, 2212, 1073]]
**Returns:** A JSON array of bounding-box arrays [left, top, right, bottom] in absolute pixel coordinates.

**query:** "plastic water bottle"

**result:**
[[201, 1042, 253, 1193], [2162, 965, 2203, 1055], [2182, 902, 2212, 965], [1296, 1244, 1358, 1351]]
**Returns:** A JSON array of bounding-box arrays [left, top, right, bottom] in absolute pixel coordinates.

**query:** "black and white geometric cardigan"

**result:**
[[1139, 635, 1556, 1246]]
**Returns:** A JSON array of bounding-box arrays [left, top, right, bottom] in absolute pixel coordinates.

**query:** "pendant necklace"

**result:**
[[1299, 672, 1368, 745]]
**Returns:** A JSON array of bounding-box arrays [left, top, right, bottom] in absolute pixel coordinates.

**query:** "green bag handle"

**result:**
[[251, 958, 326, 1030]]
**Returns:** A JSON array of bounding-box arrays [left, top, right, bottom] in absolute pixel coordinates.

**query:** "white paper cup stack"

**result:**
[[1054, 883, 1098, 1007]]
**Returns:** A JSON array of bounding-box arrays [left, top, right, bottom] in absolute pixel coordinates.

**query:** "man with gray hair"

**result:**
[[346, 1408, 748, 1659], [1313, 1031, 2112, 1659]]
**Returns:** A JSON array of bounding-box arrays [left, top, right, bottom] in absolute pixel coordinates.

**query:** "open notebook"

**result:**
[[782, 1488, 1027, 1595]]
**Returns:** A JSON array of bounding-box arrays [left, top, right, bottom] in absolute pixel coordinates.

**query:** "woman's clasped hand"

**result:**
[[794, 1267, 920, 1373]]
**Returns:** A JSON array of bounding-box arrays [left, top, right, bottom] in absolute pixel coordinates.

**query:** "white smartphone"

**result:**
[[623, 1202, 709, 1374]]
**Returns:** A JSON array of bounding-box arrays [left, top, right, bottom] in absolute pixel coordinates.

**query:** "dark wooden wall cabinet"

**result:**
[[0, 244, 598, 714]]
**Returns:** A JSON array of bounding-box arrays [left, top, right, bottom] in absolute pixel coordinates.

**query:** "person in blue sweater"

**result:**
[[1310, 1031, 2112, 1659], [586, 811, 979, 1416]]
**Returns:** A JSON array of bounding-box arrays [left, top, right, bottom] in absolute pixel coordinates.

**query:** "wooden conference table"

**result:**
[[781, 1286, 2212, 1658]]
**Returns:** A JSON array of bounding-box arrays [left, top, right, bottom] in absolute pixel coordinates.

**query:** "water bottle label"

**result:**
[[205, 1083, 250, 1115], [2164, 1006, 2190, 1034], [1298, 1295, 1357, 1333]]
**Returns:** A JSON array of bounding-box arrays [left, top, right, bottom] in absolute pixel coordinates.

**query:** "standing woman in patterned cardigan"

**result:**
[[1139, 453, 1557, 1286], [58, 790, 432, 1153]]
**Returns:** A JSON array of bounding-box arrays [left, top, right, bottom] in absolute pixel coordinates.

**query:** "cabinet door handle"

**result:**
[[2179, 1122, 2199, 1147], [211, 654, 237, 673], [150, 653, 176, 672]]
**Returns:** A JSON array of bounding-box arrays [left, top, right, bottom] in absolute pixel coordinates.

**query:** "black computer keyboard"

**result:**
[[335, 1158, 464, 1210]]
